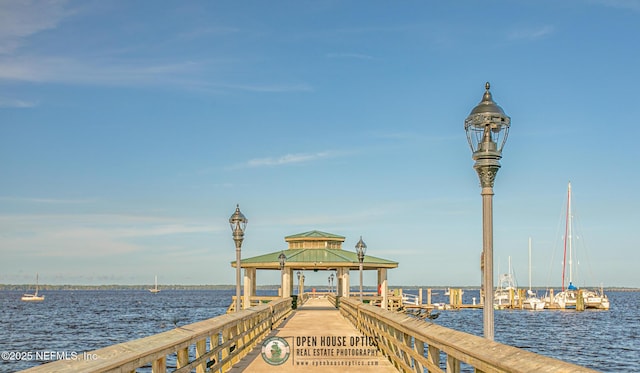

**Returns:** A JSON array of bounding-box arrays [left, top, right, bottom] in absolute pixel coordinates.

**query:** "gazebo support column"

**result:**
[[335, 268, 342, 297], [378, 269, 388, 310], [252, 269, 256, 297], [338, 268, 350, 298], [281, 268, 292, 298], [288, 268, 294, 297], [243, 268, 255, 309]]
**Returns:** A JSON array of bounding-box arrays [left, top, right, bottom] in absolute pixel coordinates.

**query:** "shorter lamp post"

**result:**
[[297, 271, 301, 295], [464, 82, 510, 341], [301, 274, 305, 295], [279, 252, 287, 297], [229, 204, 247, 313], [355, 236, 367, 302], [329, 273, 335, 294]]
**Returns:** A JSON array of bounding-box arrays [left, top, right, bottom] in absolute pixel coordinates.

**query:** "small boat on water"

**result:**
[[543, 182, 610, 310], [149, 275, 160, 293], [494, 256, 518, 310], [523, 289, 545, 311], [21, 274, 45, 302]]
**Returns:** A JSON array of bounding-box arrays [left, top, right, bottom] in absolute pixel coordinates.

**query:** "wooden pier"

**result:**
[[19, 293, 601, 373], [227, 297, 397, 372]]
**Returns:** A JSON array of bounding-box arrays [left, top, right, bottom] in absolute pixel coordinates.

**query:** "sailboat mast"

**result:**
[[568, 182, 573, 286], [528, 237, 532, 291], [562, 182, 571, 291]]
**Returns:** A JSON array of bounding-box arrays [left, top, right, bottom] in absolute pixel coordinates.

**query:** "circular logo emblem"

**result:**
[[261, 336, 290, 366]]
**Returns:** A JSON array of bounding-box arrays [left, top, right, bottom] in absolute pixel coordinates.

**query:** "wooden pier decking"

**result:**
[[227, 297, 397, 372]]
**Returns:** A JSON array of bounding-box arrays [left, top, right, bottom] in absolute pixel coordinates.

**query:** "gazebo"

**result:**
[[231, 230, 398, 308]]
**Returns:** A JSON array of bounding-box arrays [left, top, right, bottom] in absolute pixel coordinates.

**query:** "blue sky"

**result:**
[[1, 1, 638, 288]]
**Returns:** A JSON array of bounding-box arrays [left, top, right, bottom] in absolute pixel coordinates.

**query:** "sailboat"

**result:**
[[522, 237, 545, 310], [21, 274, 45, 302], [494, 256, 518, 309], [149, 275, 160, 293], [544, 182, 609, 310]]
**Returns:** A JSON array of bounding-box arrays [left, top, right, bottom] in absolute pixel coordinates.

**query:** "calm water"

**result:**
[[1, 289, 638, 372]]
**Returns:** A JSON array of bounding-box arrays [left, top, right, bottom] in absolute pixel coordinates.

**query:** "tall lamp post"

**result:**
[[229, 204, 248, 313], [355, 236, 367, 302], [464, 82, 511, 340]]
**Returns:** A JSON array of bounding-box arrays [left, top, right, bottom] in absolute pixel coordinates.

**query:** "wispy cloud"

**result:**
[[0, 2, 309, 94], [0, 213, 219, 258], [230, 151, 339, 169], [0, 56, 203, 85], [0, 55, 313, 94], [0, 97, 36, 108], [507, 25, 555, 41], [0, 0, 74, 54]]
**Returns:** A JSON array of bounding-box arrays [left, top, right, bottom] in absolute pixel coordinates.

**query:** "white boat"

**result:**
[[494, 256, 518, 309], [522, 237, 545, 311], [149, 275, 160, 293], [584, 285, 610, 310], [21, 274, 45, 302], [401, 293, 419, 305], [543, 182, 609, 310]]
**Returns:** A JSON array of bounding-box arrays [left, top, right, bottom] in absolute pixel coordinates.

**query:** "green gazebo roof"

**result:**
[[231, 248, 398, 270], [231, 230, 398, 270], [285, 230, 345, 240]]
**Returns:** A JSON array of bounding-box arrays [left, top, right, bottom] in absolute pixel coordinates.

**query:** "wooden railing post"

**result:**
[[446, 355, 460, 373], [152, 355, 166, 373], [176, 347, 189, 369], [210, 331, 221, 372], [195, 339, 207, 373], [413, 338, 425, 372]]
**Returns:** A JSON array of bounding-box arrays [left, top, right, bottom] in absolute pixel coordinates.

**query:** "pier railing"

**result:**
[[226, 295, 280, 313], [20, 297, 293, 373], [339, 297, 598, 373]]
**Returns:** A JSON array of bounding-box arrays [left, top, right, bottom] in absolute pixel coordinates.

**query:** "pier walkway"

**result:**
[[228, 297, 397, 372]]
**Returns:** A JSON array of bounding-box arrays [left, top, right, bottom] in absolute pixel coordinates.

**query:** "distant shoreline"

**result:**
[[1, 284, 638, 291]]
